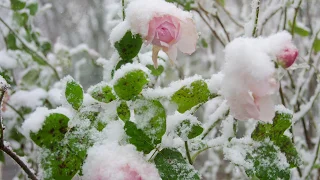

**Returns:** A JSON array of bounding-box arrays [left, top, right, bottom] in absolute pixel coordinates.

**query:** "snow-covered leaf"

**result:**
[[117, 101, 130, 122], [133, 99, 166, 143], [124, 121, 155, 154], [252, 112, 300, 167], [65, 80, 83, 110], [146, 64, 164, 76], [114, 31, 143, 61], [171, 80, 212, 113], [176, 119, 203, 139], [41, 146, 83, 180], [246, 143, 290, 180], [30, 113, 69, 149], [154, 148, 201, 180], [113, 70, 149, 100], [89, 84, 116, 103], [10, 0, 26, 11]]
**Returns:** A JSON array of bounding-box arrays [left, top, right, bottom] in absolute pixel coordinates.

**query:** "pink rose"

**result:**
[[276, 43, 298, 68], [125, 0, 198, 68], [148, 15, 198, 68], [227, 77, 278, 122]]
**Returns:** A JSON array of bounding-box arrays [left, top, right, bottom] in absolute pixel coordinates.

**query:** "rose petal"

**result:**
[[164, 45, 178, 63], [177, 19, 198, 54], [255, 95, 275, 122]]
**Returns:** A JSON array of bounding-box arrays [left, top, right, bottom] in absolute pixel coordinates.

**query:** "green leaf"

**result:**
[[289, 21, 309, 37], [5, 32, 19, 50], [113, 70, 149, 100], [65, 80, 83, 110], [26, 2, 38, 16], [117, 101, 130, 122], [176, 119, 204, 140], [13, 12, 29, 26], [124, 121, 155, 154], [114, 31, 143, 61], [10, 0, 26, 11], [41, 147, 83, 180], [171, 80, 211, 113], [313, 38, 320, 53], [30, 113, 69, 150], [89, 84, 116, 103], [246, 143, 290, 180], [146, 64, 164, 76], [154, 148, 200, 180], [251, 112, 300, 167], [133, 99, 166, 143]]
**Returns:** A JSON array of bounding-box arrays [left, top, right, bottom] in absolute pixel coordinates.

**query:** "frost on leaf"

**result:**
[[251, 111, 300, 167], [41, 146, 84, 180], [117, 101, 130, 122], [113, 70, 149, 100], [245, 143, 290, 180], [65, 79, 84, 110], [171, 80, 212, 113], [88, 83, 116, 103], [154, 148, 200, 180], [132, 99, 166, 144], [114, 31, 143, 61], [175, 119, 203, 140], [30, 113, 69, 150]]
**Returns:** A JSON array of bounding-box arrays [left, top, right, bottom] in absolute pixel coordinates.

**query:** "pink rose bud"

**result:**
[[277, 44, 298, 68]]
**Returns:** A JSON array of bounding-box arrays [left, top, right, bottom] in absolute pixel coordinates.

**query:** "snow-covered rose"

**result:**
[[82, 143, 161, 180], [126, 0, 198, 67]]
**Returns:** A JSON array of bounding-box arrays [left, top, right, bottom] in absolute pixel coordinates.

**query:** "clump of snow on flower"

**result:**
[[21, 106, 74, 137], [221, 31, 297, 122], [82, 143, 161, 180]]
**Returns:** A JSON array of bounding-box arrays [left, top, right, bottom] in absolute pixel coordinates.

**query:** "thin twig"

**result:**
[[252, 0, 260, 37], [0, 87, 38, 180], [291, 0, 303, 38]]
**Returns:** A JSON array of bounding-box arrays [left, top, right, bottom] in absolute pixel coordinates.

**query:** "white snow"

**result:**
[[0, 50, 17, 69], [275, 104, 293, 115], [109, 21, 131, 45], [82, 143, 161, 180], [9, 88, 47, 110]]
